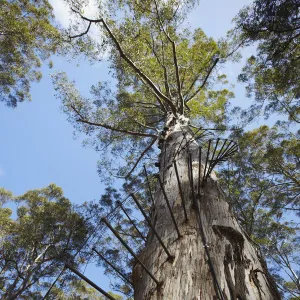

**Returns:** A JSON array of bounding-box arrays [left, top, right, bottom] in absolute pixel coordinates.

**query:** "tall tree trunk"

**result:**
[[132, 117, 281, 300]]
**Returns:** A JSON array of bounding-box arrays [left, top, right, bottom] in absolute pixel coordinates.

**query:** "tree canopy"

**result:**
[[0, 184, 89, 299], [232, 0, 300, 123], [53, 0, 234, 182], [0, 0, 63, 107], [49, 279, 124, 300], [1, 0, 299, 298]]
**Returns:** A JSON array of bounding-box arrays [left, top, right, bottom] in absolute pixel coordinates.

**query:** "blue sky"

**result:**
[[0, 0, 258, 295]]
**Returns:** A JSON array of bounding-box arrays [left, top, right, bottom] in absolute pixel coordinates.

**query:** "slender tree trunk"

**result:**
[[132, 117, 281, 300]]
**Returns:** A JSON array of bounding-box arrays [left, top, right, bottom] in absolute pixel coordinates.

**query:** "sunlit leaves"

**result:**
[[232, 0, 300, 123], [50, 279, 124, 299], [0, 184, 88, 299], [218, 125, 300, 298], [188, 89, 234, 126], [54, 0, 234, 181], [0, 0, 61, 107]]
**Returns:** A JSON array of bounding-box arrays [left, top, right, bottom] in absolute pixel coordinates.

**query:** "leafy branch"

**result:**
[[69, 8, 178, 116]]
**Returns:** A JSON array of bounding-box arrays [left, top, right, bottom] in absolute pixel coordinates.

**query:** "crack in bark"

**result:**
[[257, 255, 282, 300], [214, 226, 249, 300], [249, 268, 265, 300], [132, 126, 282, 299], [212, 225, 244, 246]]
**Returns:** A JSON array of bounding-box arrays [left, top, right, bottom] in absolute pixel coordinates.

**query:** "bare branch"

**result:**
[[185, 58, 219, 104], [145, 34, 162, 65], [126, 138, 157, 178], [77, 118, 157, 138], [69, 21, 91, 38], [145, 34, 172, 101], [171, 41, 184, 113], [129, 117, 157, 131], [134, 101, 161, 108], [161, 40, 172, 100], [171, 2, 181, 21], [154, 0, 184, 113], [224, 40, 244, 59], [69, 9, 177, 115], [70, 105, 157, 138]]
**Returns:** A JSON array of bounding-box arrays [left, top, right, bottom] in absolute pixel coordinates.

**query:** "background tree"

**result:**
[[231, 0, 300, 123], [219, 125, 300, 298], [0, 184, 89, 299], [0, 0, 96, 108], [0, 0, 62, 107], [49, 279, 124, 300]]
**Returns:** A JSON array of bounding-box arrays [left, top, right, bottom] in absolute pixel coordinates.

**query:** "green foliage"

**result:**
[[0, 184, 88, 299], [0, 188, 13, 206], [53, 0, 234, 182], [47, 1, 300, 297], [232, 0, 300, 123], [0, 0, 62, 107], [50, 279, 124, 299], [219, 125, 300, 298], [219, 125, 299, 232]]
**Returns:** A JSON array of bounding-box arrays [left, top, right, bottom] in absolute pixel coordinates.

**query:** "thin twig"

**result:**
[[153, 0, 184, 113], [126, 138, 157, 178], [185, 58, 219, 103], [70, 104, 157, 138], [69, 8, 177, 115]]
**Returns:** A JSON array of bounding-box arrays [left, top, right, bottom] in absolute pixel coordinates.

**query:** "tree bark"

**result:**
[[132, 117, 281, 300]]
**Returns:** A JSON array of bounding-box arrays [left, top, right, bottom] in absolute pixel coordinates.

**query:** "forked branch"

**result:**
[[185, 58, 219, 104], [154, 0, 184, 113], [69, 9, 177, 115]]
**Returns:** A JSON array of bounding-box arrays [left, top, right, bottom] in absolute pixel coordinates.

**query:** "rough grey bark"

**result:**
[[132, 116, 281, 300]]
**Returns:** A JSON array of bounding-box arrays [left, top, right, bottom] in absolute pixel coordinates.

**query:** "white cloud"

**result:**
[[50, 0, 107, 53], [50, 0, 101, 28], [50, 0, 72, 28]]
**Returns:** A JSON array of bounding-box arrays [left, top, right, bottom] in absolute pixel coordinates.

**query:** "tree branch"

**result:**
[[69, 9, 177, 116], [154, 0, 184, 113], [126, 138, 157, 178], [78, 118, 157, 138], [129, 117, 157, 131], [276, 96, 300, 123], [69, 22, 91, 38], [172, 41, 184, 113], [134, 101, 161, 108], [145, 34, 172, 101], [70, 105, 157, 138], [185, 58, 219, 103]]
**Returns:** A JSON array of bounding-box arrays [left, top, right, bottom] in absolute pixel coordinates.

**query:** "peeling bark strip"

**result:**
[[132, 118, 281, 300]]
